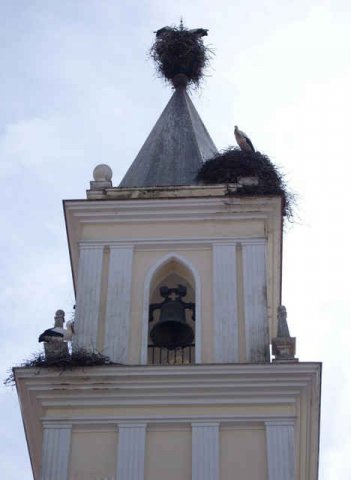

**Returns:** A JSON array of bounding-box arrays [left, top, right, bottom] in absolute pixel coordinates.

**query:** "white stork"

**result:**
[[38, 320, 75, 343], [154, 26, 173, 37], [188, 28, 208, 37], [234, 125, 255, 153]]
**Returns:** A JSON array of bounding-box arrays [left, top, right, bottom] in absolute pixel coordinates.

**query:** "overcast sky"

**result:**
[[1, 1, 350, 478]]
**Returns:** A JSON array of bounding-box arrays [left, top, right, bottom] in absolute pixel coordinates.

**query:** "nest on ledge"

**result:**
[[4, 349, 114, 386], [150, 26, 212, 87], [197, 148, 295, 220]]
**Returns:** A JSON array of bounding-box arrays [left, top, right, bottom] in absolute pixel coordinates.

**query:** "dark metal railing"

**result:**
[[148, 344, 195, 365]]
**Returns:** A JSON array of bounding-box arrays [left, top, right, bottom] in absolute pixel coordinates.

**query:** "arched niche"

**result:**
[[141, 254, 201, 365]]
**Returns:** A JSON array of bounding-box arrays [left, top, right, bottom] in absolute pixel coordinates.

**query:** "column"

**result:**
[[104, 246, 134, 363], [242, 243, 269, 362], [41, 424, 71, 480], [265, 421, 296, 480], [192, 423, 219, 480], [213, 244, 239, 362], [117, 424, 146, 480], [74, 245, 104, 351]]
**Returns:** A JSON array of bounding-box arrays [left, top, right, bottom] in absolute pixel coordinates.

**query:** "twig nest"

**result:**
[[197, 148, 294, 220], [150, 26, 211, 87]]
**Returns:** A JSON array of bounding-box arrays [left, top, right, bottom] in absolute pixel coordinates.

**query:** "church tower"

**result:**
[[15, 26, 321, 480]]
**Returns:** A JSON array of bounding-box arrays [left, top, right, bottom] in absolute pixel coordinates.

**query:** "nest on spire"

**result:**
[[150, 26, 212, 87], [197, 148, 295, 220]]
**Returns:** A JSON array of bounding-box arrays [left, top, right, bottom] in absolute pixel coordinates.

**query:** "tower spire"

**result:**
[[119, 25, 216, 188]]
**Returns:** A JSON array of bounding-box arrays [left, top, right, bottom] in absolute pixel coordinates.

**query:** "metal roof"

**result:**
[[119, 85, 217, 187]]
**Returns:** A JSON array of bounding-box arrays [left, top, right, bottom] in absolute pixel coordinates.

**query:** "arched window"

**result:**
[[141, 254, 201, 365]]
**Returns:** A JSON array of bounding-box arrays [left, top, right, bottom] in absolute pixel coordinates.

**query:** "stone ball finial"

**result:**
[[93, 164, 113, 182]]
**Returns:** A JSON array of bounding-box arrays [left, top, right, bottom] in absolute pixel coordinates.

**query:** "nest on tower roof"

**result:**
[[150, 25, 212, 87], [196, 148, 295, 220]]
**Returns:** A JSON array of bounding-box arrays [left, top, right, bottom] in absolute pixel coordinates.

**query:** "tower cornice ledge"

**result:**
[[15, 362, 321, 480]]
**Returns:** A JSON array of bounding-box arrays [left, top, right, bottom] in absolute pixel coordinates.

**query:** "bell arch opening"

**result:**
[[145, 257, 197, 365]]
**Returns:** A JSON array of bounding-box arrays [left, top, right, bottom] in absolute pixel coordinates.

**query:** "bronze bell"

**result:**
[[149, 285, 195, 349]]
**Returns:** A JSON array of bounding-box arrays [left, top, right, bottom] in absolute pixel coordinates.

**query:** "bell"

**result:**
[[149, 285, 195, 349]]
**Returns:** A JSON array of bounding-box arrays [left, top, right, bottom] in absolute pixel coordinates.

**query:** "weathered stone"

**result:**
[[272, 336, 297, 362], [89, 164, 113, 190], [44, 342, 69, 361], [272, 305, 298, 362]]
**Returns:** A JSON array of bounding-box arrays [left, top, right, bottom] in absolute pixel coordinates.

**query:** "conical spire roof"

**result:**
[[119, 85, 217, 188]]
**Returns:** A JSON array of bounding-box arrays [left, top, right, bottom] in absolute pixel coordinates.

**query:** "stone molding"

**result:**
[[16, 363, 320, 480]]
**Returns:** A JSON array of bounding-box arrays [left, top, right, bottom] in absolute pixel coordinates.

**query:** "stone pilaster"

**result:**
[[74, 245, 104, 351], [117, 424, 146, 480], [41, 424, 71, 480], [213, 244, 239, 362], [265, 421, 296, 480], [104, 246, 134, 363], [192, 423, 219, 480], [242, 243, 269, 362]]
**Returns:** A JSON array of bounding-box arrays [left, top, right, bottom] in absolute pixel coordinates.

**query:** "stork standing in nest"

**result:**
[[234, 125, 255, 153]]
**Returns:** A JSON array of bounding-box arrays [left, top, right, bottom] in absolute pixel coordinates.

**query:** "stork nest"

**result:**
[[4, 349, 114, 386], [150, 26, 212, 87], [197, 148, 294, 220]]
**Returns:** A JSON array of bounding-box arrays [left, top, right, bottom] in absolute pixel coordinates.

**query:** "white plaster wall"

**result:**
[[69, 429, 117, 480], [71, 204, 279, 363], [145, 427, 191, 480], [220, 427, 268, 480]]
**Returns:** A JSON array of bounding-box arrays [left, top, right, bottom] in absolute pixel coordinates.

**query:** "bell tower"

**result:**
[[15, 25, 321, 480]]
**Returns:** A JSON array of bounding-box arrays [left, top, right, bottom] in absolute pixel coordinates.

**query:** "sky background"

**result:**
[[1, 1, 350, 478]]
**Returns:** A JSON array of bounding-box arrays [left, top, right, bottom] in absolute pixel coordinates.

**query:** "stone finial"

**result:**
[[54, 309, 65, 328], [90, 164, 113, 190], [277, 305, 290, 337], [272, 305, 297, 363]]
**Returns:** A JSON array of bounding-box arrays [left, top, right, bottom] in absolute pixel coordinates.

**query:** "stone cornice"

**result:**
[[16, 362, 321, 408], [65, 194, 282, 224], [16, 362, 321, 480]]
